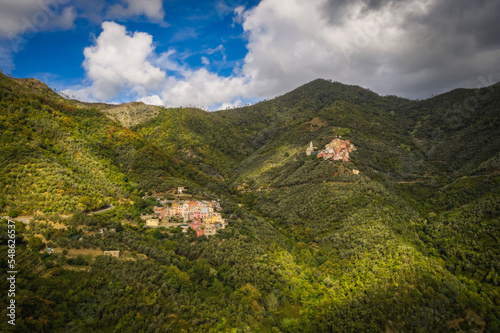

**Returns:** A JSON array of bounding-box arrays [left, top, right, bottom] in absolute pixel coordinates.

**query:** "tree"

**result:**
[[8, 208, 20, 218], [115, 222, 124, 233], [28, 235, 45, 251]]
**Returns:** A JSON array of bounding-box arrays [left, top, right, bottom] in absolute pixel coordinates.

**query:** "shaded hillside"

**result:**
[[401, 83, 500, 174], [135, 106, 256, 179]]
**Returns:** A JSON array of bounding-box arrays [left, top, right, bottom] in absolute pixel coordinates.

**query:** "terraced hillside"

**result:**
[[0, 74, 499, 332]]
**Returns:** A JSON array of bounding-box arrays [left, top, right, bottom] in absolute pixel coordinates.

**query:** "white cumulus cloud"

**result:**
[[63, 22, 254, 107], [62, 21, 166, 102], [138, 94, 163, 106], [64, 0, 500, 109]]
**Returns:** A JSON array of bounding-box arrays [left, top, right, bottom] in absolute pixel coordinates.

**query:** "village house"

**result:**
[[153, 206, 169, 219], [103, 250, 120, 258], [204, 214, 218, 224], [211, 201, 221, 210], [177, 205, 184, 216], [199, 207, 210, 219], [204, 224, 217, 236], [188, 201, 199, 213], [189, 211, 202, 220], [205, 212, 223, 224], [190, 220, 203, 237], [145, 219, 160, 227], [190, 219, 228, 237]]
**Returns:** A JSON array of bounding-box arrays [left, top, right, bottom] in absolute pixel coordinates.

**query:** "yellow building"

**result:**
[[204, 213, 223, 224], [145, 219, 160, 227], [204, 215, 218, 224]]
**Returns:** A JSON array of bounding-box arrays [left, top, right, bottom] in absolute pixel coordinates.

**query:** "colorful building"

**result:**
[[317, 138, 355, 161]]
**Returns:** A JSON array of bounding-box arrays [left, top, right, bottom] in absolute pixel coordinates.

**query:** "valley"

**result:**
[[0, 73, 499, 332]]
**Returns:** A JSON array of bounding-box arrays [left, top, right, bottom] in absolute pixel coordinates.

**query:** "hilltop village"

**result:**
[[306, 138, 356, 161], [148, 199, 227, 237]]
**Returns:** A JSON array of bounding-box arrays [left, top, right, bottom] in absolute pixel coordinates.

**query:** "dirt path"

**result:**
[[87, 204, 114, 215], [396, 180, 424, 184], [53, 248, 104, 256], [12, 216, 32, 224]]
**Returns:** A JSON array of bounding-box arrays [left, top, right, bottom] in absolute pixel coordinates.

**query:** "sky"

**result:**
[[0, 0, 499, 110]]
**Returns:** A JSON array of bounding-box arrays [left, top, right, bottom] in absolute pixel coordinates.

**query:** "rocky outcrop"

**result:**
[[12, 77, 162, 128], [69, 101, 162, 128], [93, 102, 163, 128]]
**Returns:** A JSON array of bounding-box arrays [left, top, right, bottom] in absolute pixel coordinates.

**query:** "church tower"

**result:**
[[306, 141, 317, 156]]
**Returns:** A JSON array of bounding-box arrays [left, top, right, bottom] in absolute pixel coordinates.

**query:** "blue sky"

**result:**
[[12, 1, 252, 79], [1, 0, 499, 110]]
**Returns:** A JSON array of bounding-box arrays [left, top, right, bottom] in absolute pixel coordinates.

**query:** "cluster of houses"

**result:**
[[149, 200, 227, 237], [306, 138, 356, 161]]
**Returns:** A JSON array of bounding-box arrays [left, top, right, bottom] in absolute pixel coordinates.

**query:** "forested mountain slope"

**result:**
[[0, 73, 214, 214], [0, 74, 499, 332]]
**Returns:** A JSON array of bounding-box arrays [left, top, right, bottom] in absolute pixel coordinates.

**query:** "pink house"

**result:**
[[199, 207, 209, 219], [153, 206, 169, 219], [190, 220, 204, 237], [190, 212, 202, 220]]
